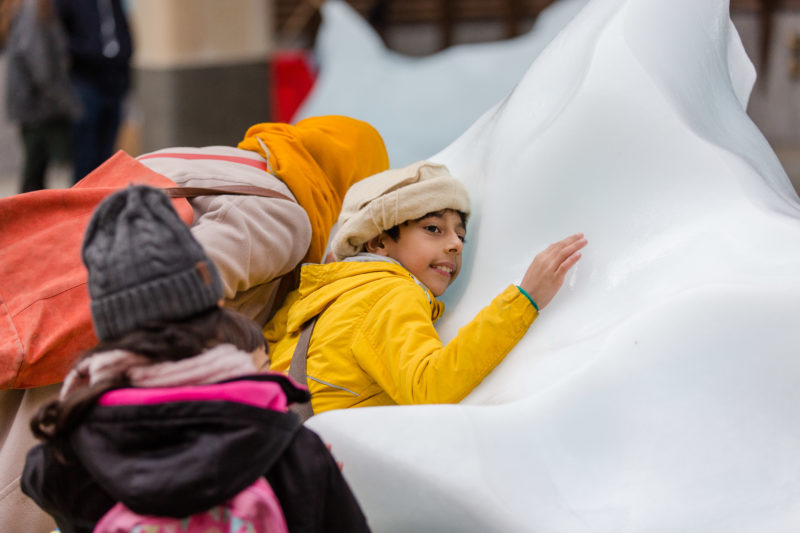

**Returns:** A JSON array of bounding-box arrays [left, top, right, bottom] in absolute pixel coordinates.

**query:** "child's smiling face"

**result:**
[[376, 210, 466, 297]]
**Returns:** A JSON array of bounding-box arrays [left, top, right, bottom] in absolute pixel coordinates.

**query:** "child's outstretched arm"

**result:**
[[519, 233, 587, 310], [350, 233, 587, 406]]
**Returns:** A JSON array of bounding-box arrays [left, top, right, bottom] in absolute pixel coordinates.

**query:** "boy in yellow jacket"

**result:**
[[265, 160, 587, 415]]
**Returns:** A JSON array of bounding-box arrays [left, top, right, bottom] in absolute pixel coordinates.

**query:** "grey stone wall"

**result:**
[[134, 60, 270, 152]]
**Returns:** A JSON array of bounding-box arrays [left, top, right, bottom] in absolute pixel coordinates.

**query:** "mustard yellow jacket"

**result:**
[[264, 260, 538, 414]]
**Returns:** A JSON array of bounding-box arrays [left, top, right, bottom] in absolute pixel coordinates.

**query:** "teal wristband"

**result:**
[[516, 285, 539, 312]]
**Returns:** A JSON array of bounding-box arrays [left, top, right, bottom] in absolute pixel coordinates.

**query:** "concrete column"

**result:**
[[128, 0, 273, 152]]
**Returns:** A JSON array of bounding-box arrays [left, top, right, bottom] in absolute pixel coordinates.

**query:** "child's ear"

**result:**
[[365, 235, 389, 256]]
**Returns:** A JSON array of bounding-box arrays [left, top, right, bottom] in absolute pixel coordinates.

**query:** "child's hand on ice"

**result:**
[[519, 233, 587, 310]]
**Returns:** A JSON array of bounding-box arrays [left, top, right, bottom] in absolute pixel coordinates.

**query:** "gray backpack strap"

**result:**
[[288, 316, 320, 422]]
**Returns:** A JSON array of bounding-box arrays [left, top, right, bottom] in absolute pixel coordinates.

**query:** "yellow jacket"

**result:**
[[264, 260, 538, 414]]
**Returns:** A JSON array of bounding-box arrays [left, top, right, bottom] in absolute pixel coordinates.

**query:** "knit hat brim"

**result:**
[[90, 259, 221, 341]]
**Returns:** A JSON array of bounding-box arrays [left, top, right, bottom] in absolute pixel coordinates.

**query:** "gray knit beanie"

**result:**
[[82, 185, 223, 341]]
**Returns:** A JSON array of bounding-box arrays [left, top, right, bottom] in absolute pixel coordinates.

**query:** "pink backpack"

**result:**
[[93, 477, 288, 533]]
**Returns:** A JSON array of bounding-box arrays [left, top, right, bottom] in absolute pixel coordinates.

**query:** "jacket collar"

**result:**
[[287, 260, 443, 332]]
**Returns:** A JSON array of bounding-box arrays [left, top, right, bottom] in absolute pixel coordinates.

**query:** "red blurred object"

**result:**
[[271, 50, 317, 123]]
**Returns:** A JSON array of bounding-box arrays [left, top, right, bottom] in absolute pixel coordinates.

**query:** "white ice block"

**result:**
[[295, 0, 589, 167], [307, 0, 800, 531]]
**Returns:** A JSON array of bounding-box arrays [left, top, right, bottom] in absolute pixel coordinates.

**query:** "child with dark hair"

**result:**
[[265, 160, 587, 417], [21, 185, 371, 533]]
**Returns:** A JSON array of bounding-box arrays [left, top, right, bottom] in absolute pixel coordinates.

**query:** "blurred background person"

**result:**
[[56, 0, 132, 183], [4, 0, 79, 193], [0, 0, 16, 46]]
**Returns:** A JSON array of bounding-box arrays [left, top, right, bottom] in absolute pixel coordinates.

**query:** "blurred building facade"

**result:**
[[129, 0, 800, 153], [276, 0, 800, 149], [2, 0, 799, 194], [129, 0, 273, 152]]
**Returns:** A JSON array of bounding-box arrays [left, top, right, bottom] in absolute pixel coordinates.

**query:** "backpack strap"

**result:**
[[137, 151, 269, 171], [164, 185, 294, 203], [266, 264, 301, 325], [287, 315, 320, 422]]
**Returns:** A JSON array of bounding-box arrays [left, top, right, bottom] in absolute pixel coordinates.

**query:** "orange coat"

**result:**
[[239, 115, 389, 263]]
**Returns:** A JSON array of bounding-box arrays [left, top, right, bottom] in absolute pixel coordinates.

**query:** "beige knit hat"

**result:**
[[331, 160, 471, 260]]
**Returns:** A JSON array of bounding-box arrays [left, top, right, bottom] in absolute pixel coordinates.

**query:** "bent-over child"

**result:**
[[264, 160, 587, 416], [21, 186, 371, 533], [0, 115, 388, 533], [139, 114, 390, 326]]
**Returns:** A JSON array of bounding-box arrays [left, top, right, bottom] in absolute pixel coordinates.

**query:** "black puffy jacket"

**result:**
[[22, 374, 371, 533]]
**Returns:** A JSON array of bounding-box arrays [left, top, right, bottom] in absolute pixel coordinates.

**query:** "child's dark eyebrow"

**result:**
[[416, 214, 445, 223], [416, 211, 466, 233]]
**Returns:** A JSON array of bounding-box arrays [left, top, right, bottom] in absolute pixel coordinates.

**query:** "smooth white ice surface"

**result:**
[[308, 0, 800, 531], [295, 0, 589, 167]]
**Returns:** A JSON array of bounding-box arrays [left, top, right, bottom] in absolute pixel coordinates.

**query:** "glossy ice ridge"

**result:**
[[295, 0, 588, 166], [308, 1, 800, 531]]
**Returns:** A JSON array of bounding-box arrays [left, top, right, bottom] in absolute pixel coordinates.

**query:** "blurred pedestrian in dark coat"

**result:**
[[5, 0, 80, 193], [55, 0, 132, 183]]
